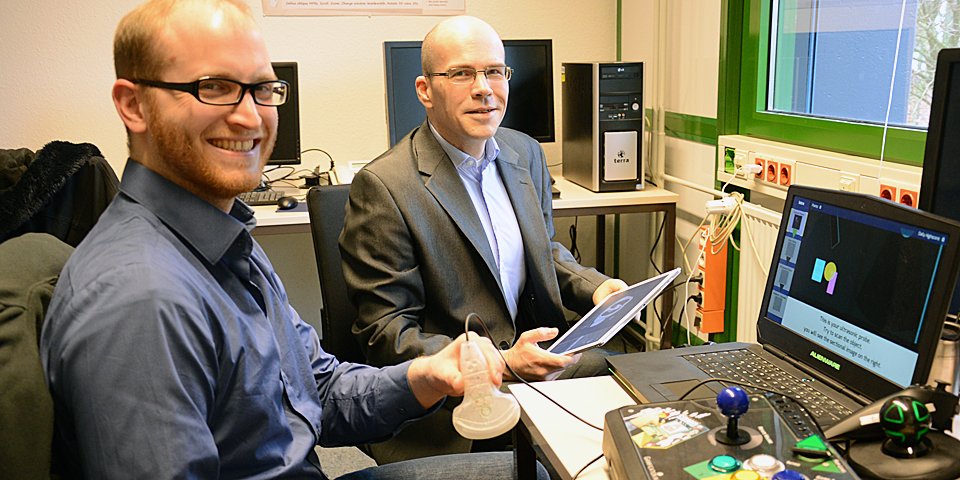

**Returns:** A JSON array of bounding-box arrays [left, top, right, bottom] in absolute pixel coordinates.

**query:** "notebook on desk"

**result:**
[[608, 185, 960, 437]]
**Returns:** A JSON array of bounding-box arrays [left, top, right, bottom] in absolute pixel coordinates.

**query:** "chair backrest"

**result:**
[[0, 232, 74, 479], [306, 185, 365, 363]]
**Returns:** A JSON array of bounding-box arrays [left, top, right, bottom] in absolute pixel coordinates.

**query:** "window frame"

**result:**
[[724, 0, 927, 167]]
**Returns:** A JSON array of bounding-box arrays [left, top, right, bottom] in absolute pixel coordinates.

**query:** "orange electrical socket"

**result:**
[[879, 184, 897, 201], [754, 158, 765, 179], [766, 161, 779, 183], [779, 163, 793, 186], [899, 189, 918, 208]]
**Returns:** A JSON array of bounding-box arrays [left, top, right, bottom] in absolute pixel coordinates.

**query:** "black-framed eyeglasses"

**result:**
[[425, 66, 513, 84], [131, 77, 290, 106]]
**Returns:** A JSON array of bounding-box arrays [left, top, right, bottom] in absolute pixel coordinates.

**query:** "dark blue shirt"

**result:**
[[41, 160, 428, 479]]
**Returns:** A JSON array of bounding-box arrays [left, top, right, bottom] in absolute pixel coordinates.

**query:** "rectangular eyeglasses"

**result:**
[[132, 77, 289, 106]]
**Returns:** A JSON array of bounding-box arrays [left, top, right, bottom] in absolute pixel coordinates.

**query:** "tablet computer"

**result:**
[[547, 268, 682, 355]]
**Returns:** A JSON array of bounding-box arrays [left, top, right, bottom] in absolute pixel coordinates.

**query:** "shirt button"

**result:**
[[499, 341, 510, 350]]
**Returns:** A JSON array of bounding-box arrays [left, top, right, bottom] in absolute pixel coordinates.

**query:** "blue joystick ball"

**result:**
[[717, 386, 750, 418], [716, 386, 751, 445]]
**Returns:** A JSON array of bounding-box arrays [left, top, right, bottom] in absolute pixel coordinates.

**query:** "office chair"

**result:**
[[306, 185, 366, 363], [0, 233, 74, 480]]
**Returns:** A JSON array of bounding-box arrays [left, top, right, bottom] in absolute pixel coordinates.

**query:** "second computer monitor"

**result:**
[[383, 39, 555, 146], [919, 48, 960, 313], [269, 61, 301, 166]]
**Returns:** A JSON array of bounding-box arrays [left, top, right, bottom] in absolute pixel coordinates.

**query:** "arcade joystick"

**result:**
[[847, 393, 960, 479], [715, 386, 751, 445], [601, 393, 860, 480], [879, 395, 932, 458]]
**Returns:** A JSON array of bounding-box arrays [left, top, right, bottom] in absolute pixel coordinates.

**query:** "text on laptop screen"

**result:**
[[766, 195, 950, 386]]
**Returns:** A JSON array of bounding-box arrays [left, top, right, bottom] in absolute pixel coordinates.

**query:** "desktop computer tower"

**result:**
[[562, 62, 643, 192]]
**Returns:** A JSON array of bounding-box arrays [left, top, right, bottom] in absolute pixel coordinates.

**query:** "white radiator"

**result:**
[[736, 202, 782, 343]]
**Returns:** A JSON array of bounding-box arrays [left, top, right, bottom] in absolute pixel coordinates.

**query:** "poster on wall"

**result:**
[[262, 0, 465, 16]]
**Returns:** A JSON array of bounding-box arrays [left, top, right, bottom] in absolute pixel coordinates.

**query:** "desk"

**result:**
[[252, 177, 679, 344], [252, 177, 678, 344], [252, 176, 678, 242], [509, 377, 635, 480]]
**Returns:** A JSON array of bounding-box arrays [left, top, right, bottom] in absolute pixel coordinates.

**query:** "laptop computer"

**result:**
[[608, 185, 960, 436]]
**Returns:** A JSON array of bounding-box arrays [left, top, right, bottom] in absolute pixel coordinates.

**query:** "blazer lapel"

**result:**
[[496, 140, 555, 290], [413, 124, 502, 285]]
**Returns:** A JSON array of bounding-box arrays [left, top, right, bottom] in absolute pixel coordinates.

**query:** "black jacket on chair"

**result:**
[[0, 141, 119, 247]]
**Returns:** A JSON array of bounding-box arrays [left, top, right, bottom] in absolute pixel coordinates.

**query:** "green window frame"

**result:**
[[720, 0, 927, 167]]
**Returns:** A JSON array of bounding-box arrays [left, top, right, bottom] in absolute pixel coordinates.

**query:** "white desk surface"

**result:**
[[251, 176, 679, 230], [508, 376, 635, 480]]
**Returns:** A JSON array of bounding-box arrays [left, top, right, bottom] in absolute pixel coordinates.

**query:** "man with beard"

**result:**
[[40, 2, 541, 479]]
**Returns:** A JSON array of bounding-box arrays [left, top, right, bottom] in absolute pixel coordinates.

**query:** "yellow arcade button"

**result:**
[[731, 470, 762, 480]]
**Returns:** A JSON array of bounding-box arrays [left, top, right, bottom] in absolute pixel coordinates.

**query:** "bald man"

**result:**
[[40, 2, 545, 478], [340, 16, 629, 463]]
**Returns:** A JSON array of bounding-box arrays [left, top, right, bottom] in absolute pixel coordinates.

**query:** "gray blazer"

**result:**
[[340, 122, 608, 367]]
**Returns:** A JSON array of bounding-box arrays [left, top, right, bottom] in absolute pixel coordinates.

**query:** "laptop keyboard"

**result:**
[[683, 349, 853, 438], [237, 189, 283, 206]]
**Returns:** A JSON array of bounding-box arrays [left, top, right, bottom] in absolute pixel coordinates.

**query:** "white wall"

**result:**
[[622, 0, 722, 342], [0, 0, 617, 175], [1, 1, 618, 331]]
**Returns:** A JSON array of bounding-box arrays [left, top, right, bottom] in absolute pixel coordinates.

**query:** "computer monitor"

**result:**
[[269, 62, 301, 166], [383, 39, 555, 146], [919, 48, 960, 314], [760, 185, 960, 394]]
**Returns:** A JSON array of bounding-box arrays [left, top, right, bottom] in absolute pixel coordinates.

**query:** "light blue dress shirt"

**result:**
[[429, 124, 526, 320]]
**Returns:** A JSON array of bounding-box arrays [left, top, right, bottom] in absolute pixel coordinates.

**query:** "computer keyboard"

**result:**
[[684, 349, 853, 438], [237, 189, 283, 206]]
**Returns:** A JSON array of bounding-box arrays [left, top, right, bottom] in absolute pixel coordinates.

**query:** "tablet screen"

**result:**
[[547, 268, 681, 355]]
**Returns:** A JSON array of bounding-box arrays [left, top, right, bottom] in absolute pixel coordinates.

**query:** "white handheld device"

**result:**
[[451, 338, 520, 439]]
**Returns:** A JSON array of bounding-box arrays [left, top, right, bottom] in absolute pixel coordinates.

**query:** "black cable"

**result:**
[[260, 165, 290, 187], [573, 453, 604, 479], [464, 313, 603, 432], [676, 293, 700, 330], [651, 278, 699, 336], [262, 166, 314, 187], [568, 218, 581, 263], [649, 213, 666, 275], [302, 148, 335, 173], [677, 377, 827, 437]]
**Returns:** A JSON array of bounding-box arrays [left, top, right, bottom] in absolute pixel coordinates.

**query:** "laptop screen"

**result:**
[[759, 186, 960, 398]]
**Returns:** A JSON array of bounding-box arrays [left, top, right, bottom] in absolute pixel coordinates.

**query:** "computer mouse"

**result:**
[[276, 196, 298, 210]]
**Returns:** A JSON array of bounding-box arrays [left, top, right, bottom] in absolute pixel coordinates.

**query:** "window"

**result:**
[[725, 0, 960, 166]]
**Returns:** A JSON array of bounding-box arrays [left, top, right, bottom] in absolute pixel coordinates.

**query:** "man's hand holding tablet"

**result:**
[[547, 268, 682, 355]]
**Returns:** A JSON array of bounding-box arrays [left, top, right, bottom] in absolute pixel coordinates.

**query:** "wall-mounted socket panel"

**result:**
[[878, 178, 919, 208], [778, 159, 794, 187], [717, 135, 922, 202]]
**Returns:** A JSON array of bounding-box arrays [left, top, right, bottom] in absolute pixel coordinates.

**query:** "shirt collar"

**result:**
[[428, 121, 500, 175], [119, 159, 254, 264]]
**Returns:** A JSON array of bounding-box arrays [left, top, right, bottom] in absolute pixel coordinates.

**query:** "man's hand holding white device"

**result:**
[[451, 268, 680, 439]]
